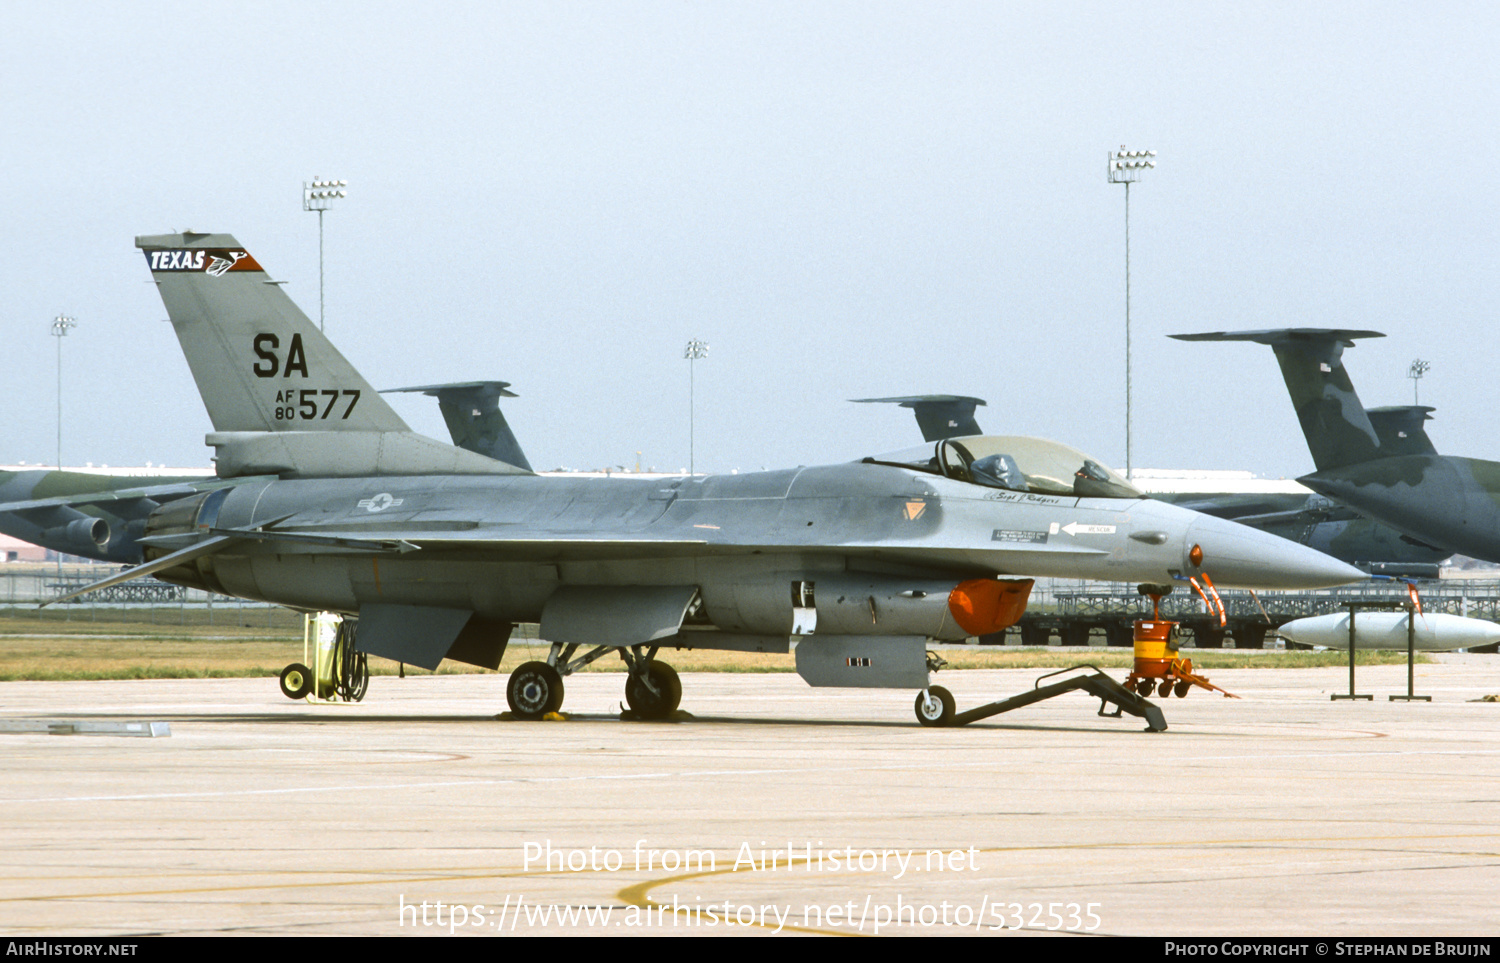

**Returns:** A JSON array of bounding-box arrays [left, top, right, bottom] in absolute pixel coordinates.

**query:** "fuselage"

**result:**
[[148, 459, 1364, 630], [1301, 454, 1500, 564]]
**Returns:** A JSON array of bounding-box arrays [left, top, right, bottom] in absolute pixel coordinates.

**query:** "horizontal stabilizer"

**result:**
[[41, 535, 234, 607], [853, 395, 987, 441], [1172, 328, 1385, 472], [1170, 328, 1385, 347]]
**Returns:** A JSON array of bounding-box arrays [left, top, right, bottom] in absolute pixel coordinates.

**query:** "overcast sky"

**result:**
[[4, 2, 1497, 479]]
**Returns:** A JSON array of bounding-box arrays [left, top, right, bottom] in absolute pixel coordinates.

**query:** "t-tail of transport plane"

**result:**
[[382, 381, 533, 471], [136, 232, 524, 480], [1169, 328, 1435, 471]]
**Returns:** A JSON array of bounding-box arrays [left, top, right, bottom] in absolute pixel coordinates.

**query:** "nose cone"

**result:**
[[1185, 515, 1366, 589]]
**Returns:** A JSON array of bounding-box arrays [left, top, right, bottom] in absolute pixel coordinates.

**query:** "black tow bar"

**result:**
[[949, 664, 1167, 732]]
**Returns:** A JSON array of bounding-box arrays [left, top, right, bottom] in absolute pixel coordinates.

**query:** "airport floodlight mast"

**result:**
[[684, 339, 709, 475], [1408, 358, 1431, 404], [302, 178, 348, 331], [50, 314, 77, 470], [1107, 146, 1156, 480]]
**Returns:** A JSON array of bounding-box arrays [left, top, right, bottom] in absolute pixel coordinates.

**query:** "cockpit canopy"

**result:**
[[864, 435, 1143, 499]]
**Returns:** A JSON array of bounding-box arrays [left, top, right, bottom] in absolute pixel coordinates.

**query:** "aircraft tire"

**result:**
[[625, 662, 682, 720], [914, 685, 956, 727], [508, 661, 564, 719], [279, 663, 313, 700]]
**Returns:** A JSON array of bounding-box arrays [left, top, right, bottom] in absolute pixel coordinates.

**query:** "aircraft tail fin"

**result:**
[[1170, 328, 1386, 471], [138, 232, 409, 434], [138, 232, 522, 478], [383, 381, 533, 471], [853, 395, 987, 441], [1365, 405, 1437, 457]]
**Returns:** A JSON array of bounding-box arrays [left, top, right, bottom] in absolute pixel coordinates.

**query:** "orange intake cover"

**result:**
[[947, 578, 1034, 635]]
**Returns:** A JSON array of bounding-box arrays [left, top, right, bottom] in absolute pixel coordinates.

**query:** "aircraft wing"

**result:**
[[175, 522, 1110, 569]]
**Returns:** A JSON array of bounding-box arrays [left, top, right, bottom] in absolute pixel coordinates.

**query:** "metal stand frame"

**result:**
[[1330, 601, 1429, 702], [1389, 603, 1431, 703]]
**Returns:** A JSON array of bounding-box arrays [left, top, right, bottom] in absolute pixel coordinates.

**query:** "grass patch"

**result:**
[[0, 614, 1428, 681]]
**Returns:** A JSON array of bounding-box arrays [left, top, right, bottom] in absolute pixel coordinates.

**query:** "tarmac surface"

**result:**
[[1, 656, 1497, 938]]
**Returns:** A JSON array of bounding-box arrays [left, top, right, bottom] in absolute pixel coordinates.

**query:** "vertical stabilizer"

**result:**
[[1365, 406, 1437, 457], [1170, 329, 1386, 471], [136, 232, 409, 434], [383, 381, 533, 471], [137, 232, 523, 478]]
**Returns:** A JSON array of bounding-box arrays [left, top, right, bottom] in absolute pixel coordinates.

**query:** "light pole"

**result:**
[[1408, 359, 1431, 405], [684, 339, 709, 475], [1108, 146, 1156, 479], [50, 315, 77, 469], [302, 177, 348, 331]]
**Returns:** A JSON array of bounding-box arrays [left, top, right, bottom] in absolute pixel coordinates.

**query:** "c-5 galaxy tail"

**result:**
[[383, 382, 533, 471], [1170, 328, 1434, 471], [137, 232, 522, 479]]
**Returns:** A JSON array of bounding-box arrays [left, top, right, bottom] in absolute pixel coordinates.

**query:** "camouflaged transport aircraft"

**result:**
[[1175, 328, 1499, 566], [55, 234, 1365, 726]]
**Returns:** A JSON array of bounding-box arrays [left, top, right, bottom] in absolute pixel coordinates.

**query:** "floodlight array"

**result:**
[[1107, 148, 1157, 184], [303, 178, 349, 211]]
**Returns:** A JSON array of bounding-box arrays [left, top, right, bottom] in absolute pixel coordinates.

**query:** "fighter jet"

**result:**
[[57, 233, 1364, 726], [1174, 328, 1500, 565], [857, 393, 1449, 575]]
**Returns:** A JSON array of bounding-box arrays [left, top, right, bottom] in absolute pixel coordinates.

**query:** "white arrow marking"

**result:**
[[1061, 522, 1117, 537]]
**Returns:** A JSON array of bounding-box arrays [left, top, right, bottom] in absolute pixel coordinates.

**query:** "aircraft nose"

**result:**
[[1184, 515, 1367, 589]]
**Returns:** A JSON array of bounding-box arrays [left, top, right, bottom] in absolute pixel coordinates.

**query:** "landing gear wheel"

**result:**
[[1173, 680, 1191, 698], [508, 661, 564, 719], [914, 685, 956, 727], [624, 662, 682, 720], [279, 663, 313, 700]]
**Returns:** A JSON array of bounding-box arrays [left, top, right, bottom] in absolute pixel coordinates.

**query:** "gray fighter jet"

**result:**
[[1173, 328, 1500, 564], [858, 393, 1448, 575], [58, 233, 1364, 726]]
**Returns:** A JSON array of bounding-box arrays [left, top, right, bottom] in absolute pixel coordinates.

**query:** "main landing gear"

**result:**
[[507, 661, 564, 717], [505, 642, 681, 721]]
